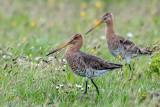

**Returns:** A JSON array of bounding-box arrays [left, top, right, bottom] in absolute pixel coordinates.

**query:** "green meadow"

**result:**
[[0, 0, 160, 106]]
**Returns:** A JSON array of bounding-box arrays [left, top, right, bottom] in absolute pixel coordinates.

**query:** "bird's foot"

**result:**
[[80, 93, 87, 100], [96, 89, 99, 95]]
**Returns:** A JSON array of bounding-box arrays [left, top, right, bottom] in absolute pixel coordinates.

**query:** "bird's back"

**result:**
[[107, 34, 152, 58], [65, 48, 122, 78], [80, 51, 122, 70]]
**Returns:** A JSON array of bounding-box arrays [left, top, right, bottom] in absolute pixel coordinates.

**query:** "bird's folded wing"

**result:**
[[79, 51, 122, 70], [119, 36, 141, 54]]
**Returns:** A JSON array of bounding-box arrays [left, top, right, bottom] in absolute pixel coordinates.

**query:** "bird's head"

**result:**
[[86, 12, 113, 34], [69, 33, 83, 45], [46, 34, 83, 56]]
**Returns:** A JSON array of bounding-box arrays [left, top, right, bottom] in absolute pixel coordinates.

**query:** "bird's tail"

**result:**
[[140, 49, 152, 55], [109, 63, 123, 69]]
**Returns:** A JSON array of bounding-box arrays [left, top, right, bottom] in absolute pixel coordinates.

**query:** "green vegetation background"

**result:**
[[0, 0, 160, 106]]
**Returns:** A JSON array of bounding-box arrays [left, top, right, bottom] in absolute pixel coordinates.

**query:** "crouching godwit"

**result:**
[[86, 12, 152, 70], [46, 33, 122, 99]]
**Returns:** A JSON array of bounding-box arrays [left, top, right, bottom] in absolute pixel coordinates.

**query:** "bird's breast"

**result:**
[[107, 38, 119, 50], [66, 54, 77, 71]]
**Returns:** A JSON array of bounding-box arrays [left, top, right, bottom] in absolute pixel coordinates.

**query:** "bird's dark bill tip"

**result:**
[[86, 29, 93, 34], [46, 50, 57, 56], [46, 53, 51, 56]]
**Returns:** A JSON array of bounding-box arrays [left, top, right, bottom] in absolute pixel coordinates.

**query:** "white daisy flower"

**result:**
[[3, 55, 6, 58], [75, 84, 82, 88], [100, 35, 106, 40], [127, 33, 134, 38], [34, 57, 41, 61]]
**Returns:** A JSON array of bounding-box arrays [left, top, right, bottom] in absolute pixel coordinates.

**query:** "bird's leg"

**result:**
[[128, 64, 132, 71], [119, 60, 123, 71], [126, 57, 132, 71], [83, 80, 88, 95], [91, 79, 99, 95], [128, 64, 135, 81], [80, 77, 88, 100], [119, 59, 122, 64], [126, 57, 135, 81]]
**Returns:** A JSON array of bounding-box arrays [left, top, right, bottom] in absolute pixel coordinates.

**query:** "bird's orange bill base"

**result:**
[[46, 42, 71, 56], [86, 20, 103, 34]]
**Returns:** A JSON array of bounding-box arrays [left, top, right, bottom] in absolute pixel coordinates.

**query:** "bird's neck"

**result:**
[[105, 20, 115, 39], [71, 44, 81, 51], [67, 42, 83, 53]]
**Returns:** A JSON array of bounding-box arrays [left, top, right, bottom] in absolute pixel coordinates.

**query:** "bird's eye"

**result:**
[[74, 37, 78, 39]]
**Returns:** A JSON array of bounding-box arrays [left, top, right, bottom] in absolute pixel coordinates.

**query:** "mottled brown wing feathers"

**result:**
[[66, 54, 88, 72], [119, 36, 141, 53], [119, 36, 152, 55], [79, 51, 122, 70]]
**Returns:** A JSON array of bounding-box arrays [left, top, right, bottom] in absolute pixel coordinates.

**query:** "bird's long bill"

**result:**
[[86, 20, 103, 34], [46, 41, 71, 56]]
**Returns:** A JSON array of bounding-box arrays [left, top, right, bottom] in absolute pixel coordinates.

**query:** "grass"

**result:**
[[0, 0, 160, 106]]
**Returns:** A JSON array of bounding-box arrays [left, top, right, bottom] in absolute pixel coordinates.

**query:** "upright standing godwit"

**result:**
[[86, 12, 152, 70], [46, 33, 122, 99]]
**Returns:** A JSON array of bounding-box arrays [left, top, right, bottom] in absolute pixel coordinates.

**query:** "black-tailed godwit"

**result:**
[[46, 33, 122, 99], [86, 12, 152, 70]]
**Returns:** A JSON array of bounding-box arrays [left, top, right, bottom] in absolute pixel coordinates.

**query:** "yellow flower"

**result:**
[[12, 20, 17, 26], [93, 20, 98, 25], [23, 37, 27, 42], [34, 62, 37, 66], [81, 2, 87, 9], [30, 22, 36, 27], [91, 49, 96, 53], [154, 39, 158, 43], [118, 55, 121, 59], [142, 94, 146, 97], [95, 1, 101, 8], [30, 54, 32, 57], [157, 51, 159, 54], [81, 11, 86, 18], [59, 66, 61, 69]]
